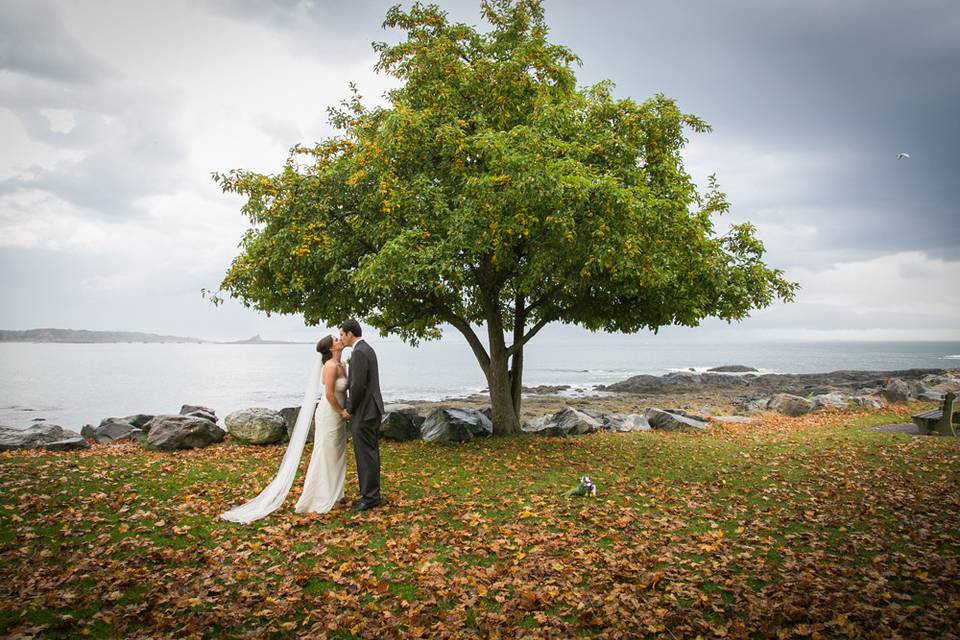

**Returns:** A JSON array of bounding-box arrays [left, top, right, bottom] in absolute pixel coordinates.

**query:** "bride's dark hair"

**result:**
[[316, 335, 334, 364]]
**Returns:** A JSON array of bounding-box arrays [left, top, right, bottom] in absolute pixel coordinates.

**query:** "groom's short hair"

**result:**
[[340, 318, 362, 338]]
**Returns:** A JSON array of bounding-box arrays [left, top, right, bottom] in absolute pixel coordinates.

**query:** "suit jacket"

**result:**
[[346, 340, 385, 422]]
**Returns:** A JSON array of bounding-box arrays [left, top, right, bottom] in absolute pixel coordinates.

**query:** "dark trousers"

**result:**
[[351, 416, 381, 501]]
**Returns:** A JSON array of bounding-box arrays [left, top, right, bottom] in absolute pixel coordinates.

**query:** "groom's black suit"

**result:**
[[345, 339, 385, 502]]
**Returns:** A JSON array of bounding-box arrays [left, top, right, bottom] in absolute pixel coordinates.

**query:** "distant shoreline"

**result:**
[[0, 329, 305, 345]]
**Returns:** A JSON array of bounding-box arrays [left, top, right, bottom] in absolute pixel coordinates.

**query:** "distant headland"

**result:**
[[222, 334, 302, 345], [0, 329, 304, 345]]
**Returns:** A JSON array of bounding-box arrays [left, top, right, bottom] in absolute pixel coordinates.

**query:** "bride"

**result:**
[[221, 335, 349, 523]]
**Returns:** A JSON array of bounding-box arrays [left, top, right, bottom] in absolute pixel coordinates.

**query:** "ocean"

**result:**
[[1, 339, 957, 430]]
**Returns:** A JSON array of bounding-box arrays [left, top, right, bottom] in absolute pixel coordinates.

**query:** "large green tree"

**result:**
[[213, 1, 797, 435]]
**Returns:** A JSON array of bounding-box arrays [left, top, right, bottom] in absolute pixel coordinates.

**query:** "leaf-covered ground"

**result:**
[[2, 406, 958, 639]]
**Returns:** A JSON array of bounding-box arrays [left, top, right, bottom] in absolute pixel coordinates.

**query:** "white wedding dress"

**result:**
[[295, 376, 347, 514], [220, 356, 347, 524]]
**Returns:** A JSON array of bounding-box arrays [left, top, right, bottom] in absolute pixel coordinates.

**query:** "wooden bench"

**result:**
[[913, 392, 958, 436]]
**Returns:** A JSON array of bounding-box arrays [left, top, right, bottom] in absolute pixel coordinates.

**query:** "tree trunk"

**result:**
[[488, 346, 521, 436], [509, 293, 526, 423], [510, 344, 524, 418]]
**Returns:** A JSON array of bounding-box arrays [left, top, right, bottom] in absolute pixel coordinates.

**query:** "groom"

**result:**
[[339, 319, 385, 511]]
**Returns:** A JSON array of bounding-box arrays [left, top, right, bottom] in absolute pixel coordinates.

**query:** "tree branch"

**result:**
[[507, 314, 552, 357], [523, 283, 563, 316], [443, 311, 490, 372]]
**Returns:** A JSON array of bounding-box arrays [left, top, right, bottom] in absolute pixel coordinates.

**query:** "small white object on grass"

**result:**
[[897, 152, 911, 160]]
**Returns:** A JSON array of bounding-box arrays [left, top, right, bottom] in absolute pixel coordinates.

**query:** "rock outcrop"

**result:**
[[421, 408, 493, 443], [766, 394, 814, 417], [145, 416, 225, 451], [645, 408, 708, 431], [522, 407, 602, 436], [881, 379, 913, 403], [82, 418, 138, 444], [601, 368, 949, 401], [0, 423, 87, 451], [279, 406, 315, 443], [379, 411, 424, 441], [602, 413, 652, 432], [224, 408, 287, 444], [180, 405, 218, 423]]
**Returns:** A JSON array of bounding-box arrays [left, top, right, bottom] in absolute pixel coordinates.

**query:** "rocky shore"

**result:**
[[408, 367, 960, 421], [2, 367, 957, 452]]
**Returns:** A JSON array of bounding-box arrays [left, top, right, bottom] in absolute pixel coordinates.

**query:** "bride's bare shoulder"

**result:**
[[321, 360, 338, 379]]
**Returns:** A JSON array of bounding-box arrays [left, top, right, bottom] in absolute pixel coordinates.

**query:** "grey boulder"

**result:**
[[645, 408, 708, 431], [732, 397, 768, 414], [383, 403, 419, 416], [810, 393, 851, 411], [280, 406, 315, 443], [83, 418, 137, 444], [421, 408, 493, 443], [766, 394, 814, 417], [124, 414, 155, 429], [379, 411, 423, 441], [44, 437, 90, 451], [181, 404, 216, 417], [0, 423, 84, 451], [812, 393, 884, 411], [881, 379, 913, 403], [602, 413, 651, 432], [145, 415, 226, 451], [522, 407, 602, 437], [180, 405, 217, 423], [224, 408, 287, 444], [850, 396, 883, 409]]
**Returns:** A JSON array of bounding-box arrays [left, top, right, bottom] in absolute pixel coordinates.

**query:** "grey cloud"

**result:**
[[0, 1, 187, 217], [0, 0, 112, 84], [540, 1, 960, 258], [201, 0, 400, 59], [0, 90, 187, 216], [0, 61, 186, 216]]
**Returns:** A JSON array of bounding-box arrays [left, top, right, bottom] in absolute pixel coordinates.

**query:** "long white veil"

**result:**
[[221, 355, 323, 524]]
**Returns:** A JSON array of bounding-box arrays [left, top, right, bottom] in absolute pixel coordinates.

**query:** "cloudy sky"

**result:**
[[1, 0, 958, 343]]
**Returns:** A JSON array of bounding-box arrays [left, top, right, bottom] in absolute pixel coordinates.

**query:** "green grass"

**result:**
[[1, 404, 958, 638]]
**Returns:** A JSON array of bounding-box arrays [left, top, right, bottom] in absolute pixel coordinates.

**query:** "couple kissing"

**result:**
[[221, 319, 384, 524]]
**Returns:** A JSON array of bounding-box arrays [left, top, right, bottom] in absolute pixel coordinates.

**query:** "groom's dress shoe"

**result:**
[[351, 498, 380, 512]]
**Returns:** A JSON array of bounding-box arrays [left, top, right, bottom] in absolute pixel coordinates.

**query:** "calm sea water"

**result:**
[[1, 339, 957, 430]]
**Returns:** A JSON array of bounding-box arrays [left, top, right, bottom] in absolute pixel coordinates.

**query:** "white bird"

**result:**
[[897, 152, 911, 160]]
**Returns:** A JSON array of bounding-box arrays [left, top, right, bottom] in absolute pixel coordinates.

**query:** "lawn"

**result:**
[[2, 405, 958, 639]]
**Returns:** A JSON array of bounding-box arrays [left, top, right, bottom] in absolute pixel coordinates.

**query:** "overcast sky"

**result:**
[[1, 0, 958, 343]]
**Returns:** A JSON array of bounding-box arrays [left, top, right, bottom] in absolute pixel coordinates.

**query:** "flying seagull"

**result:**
[[897, 152, 911, 160]]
